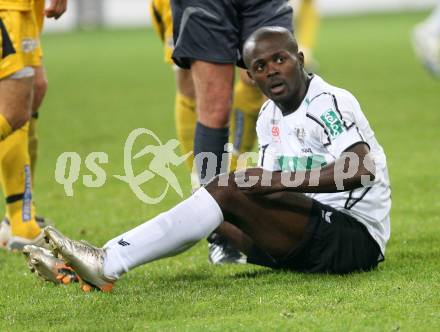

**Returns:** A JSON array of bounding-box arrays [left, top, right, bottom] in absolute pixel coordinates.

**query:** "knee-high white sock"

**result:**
[[103, 187, 223, 279]]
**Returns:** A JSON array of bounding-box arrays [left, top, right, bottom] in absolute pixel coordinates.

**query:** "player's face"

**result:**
[[247, 42, 304, 109]]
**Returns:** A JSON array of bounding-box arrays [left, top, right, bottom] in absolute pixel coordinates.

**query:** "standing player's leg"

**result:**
[[28, 65, 48, 180], [174, 68, 196, 170], [0, 75, 35, 247], [0, 10, 34, 139], [296, 0, 320, 71], [29, 0, 48, 179], [0, 76, 33, 138], [0, 9, 45, 249], [150, 0, 197, 171], [0, 123, 42, 247], [229, 69, 265, 171], [191, 61, 234, 182], [151, 0, 263, 176], [170, 0, 238, 184]]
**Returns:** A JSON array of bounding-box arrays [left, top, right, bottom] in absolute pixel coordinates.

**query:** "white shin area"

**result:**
[[102, 187, 223, 279]]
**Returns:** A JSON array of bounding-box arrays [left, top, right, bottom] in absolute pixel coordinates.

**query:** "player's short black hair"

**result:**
[[243, 26, 299, 68]]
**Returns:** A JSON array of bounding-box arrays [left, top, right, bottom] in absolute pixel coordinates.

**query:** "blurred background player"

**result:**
[[412, 3, 440, 78], [150, 0, 267, 264], [0, 0, 67, 250], [294, 0, 320, 71]]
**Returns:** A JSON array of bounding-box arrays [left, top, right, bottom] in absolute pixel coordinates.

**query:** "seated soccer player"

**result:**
[[24, 27, 391, 292]]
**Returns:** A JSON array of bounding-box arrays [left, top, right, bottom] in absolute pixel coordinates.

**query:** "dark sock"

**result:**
[[194, 122, 229, 184]]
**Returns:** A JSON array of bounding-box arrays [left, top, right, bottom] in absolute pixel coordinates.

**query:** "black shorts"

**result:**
[[247, 200, 383, 274], [170, 0, 293, 69]]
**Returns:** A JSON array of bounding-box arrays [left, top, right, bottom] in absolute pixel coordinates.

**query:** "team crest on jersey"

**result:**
[[295, 128, 305, 144], [320, 109, 344, 139]]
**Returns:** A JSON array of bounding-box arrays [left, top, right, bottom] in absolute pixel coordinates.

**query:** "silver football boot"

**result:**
[[23, 245, 79, 284], [44, 226, 116, 292]]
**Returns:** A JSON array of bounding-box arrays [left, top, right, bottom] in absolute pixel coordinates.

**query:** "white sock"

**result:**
[[103, 187, 223, 279]]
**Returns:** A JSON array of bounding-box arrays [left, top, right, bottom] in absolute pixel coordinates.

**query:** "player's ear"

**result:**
[[246, 70, 256, 84], [297, 51, 305, 68]]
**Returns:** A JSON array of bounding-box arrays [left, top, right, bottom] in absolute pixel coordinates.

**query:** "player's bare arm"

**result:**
[[236, 142, 375, 195]]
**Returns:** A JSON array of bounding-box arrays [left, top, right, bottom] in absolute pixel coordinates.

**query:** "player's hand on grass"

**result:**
[[45, 0, 67, 19]]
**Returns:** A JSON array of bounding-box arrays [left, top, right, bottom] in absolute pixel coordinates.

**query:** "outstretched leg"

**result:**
[[40, 174, 316, 291], [42, 187, 224, 291]]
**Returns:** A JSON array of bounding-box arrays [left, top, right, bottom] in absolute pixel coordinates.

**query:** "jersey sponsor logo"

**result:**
[[320, 109, 344, 139], [278, 154, 326, 171], [301, 147, 312, 153]]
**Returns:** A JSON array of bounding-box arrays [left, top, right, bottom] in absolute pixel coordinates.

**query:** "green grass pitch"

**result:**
[[0, 11, 439, 331]]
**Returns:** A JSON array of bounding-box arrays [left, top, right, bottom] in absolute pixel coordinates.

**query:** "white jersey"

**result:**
[[256, 75, 391, 256]]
